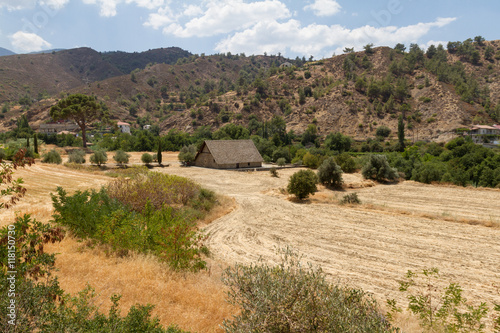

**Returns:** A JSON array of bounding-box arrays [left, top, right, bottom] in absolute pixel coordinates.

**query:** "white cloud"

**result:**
[[0, 0, 36, 10], [10, 31, 51, 52], [144, 6, 174, 29], [82, 0, 165, 17], [304, 0, 341, 17], [162, 0, 291, 38], [215, 17, 457, 58], [41, 0, 69, 10], [0, 0, 68, 10], [183, 4, 202, 17]]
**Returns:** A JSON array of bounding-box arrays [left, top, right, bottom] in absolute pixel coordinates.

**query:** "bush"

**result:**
[[113, 150, 130, 164], [141, 153, 153, 165], [362, 155, 398, 182], [68, 149, 86, 164], [287, 169, 318, 200], [0, 148, 5, 161], [0, 215, 188, 332], [276, 157, 286, 166], [90, 150, 108, 166], [317, 157, 343, 188], [376, 126, 392, 138], [221, 247, 393, 332], [270, 167, 279, 177], [302, 152, 322, 169], [42, 149, 62, 164], [334, 152, 357, 173], [178, 144, 197, 166], [340, 193, 361, 204]]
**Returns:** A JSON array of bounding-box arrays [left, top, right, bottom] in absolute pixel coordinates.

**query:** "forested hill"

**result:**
[[1, 38, 500, 142]]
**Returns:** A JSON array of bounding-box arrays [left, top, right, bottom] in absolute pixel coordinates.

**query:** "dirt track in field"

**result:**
[[2, 152, 500, 330]]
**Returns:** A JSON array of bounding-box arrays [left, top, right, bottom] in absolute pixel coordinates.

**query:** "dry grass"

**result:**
[[45, 236, 236, 332]]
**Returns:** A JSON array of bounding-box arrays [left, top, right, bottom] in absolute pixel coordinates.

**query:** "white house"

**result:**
[[117, 121, 131, 134], [468, 125, 500, 145]]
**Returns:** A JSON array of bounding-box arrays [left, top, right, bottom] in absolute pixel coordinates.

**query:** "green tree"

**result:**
[[42, 149, 62, 164], [362, 155, 398, 182], [324, 132, 352, 153], [113, 150, 130, 165], [157, 139, 163, 165], [376, 126, 391, 138], [50, 94, 108, 148], [398, 115, 405, 151], [68, 149, 86, 164], [141, 153, 153, 165], [317, 157, 343, 188], [178, 144, 197, 166], [394, 43, 406, 53], [33, 133, 39, 154], [90, 150, 108, 166], [287, 169, 318, 200]]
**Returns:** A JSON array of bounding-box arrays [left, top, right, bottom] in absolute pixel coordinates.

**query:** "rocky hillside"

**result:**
[[1, 39, 500, 142]]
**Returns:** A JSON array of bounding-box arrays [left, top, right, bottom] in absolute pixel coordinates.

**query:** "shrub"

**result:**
[[0, 148, 5, 161], [113, 150, 130, 164], [90, 150, 108, 166], [340, 193, 361, 204], [362, 155, 398, 182], [388, 268, 489, 332], [141, 153, 153, 165], [178, 144, 197, 166], [302, 152, 322, 169], [287, 169, 318, 200], [317, 157, 343, 188], [68, 149, 86, 164], [334, 152, 357, 173], [0, 215, 188, 332], [376, 126, 392, 138], [270, 167, 279, 177], [222, 247, 393, 332], [42, 149, 62, 164], [276, 157, 286, 166]]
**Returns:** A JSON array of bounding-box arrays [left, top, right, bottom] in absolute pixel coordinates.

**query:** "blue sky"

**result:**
[[0, 0, 498, 59]]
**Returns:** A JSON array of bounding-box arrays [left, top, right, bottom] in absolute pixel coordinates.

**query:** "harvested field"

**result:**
[[2, 151, 500, 331]]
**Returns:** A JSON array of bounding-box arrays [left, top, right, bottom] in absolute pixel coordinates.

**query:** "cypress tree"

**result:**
[[398, 115, 405, 151], [34, 133, 38, 154], [26, 137, 30, 148], [157, 139, 162, 165]]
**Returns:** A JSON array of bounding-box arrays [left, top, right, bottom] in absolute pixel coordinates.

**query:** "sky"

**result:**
[[0, 0, 498, 59]]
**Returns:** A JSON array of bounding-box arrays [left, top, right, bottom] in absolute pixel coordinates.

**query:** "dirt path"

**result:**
[[160, 164, 500, 322]]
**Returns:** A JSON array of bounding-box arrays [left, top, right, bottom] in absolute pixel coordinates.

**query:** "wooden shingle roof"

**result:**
[[197, 140, 263, 164]]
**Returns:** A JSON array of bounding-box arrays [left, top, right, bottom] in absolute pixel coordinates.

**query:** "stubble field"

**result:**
[[2, 151, 499, 332]]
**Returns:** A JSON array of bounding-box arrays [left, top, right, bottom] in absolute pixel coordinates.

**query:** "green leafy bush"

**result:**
[[0, 215, 187, 332], [90, 150, 108, 166], [42, 149, 62, 164], [141, 153, 153, 165], [178, 144, 197, 166], [276, 157, 286, 166], [52, 172, 216, 271], [113, 150, 130, 164], [269, 167, 279, 177], [388, 268, 489, 332], [287, 169, 318, 200], [222, 247, 393, 332], [376, 126, 392, 138], [317, 157, 343, 188], [340, 192, 361, 204], [362, 155, 398, 182], [334, 152, 357, 173], [68, 149, 86, 164]]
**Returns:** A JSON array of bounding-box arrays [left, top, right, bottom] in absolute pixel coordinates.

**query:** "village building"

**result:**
[[117, 121, 131, 134], [467, 125, 500, 145], [194, 140, 263, 169], [38, 121, 79, 134]]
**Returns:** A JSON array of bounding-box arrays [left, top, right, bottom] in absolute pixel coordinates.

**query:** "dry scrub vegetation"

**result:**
[[2, 151, 500, 331]]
